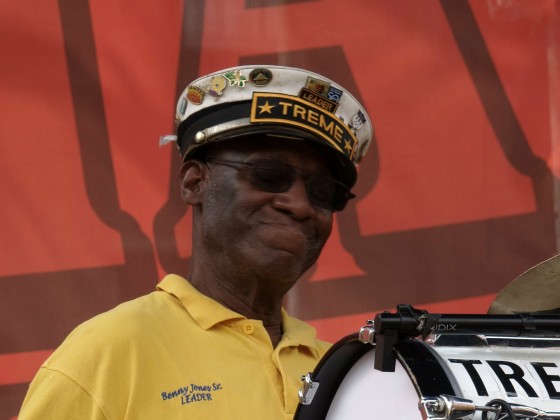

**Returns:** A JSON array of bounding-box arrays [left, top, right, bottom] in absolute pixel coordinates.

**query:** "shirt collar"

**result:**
[[157, 274, 321, 353], [157, 274, 245, 330], [280, 308, 321, 354]]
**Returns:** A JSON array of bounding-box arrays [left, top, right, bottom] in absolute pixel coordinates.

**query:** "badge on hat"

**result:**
[[205, 75, 227, 98], [352, 110, 366, 130], [305, 77, 330, 96], [327, 86, 343, 103], [186, 86, 205, 105], [179, 96, 188, 114], [250, 92, 359, 162], [248, 68, 273, 87], [224, 70, 248, 87], [299, 88, 339, 113]]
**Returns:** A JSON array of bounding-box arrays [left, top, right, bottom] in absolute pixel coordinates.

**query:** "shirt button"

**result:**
[[242, 322, 255, 335]]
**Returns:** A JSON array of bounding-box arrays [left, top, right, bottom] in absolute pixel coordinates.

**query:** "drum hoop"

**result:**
[[295, 335, 460, 419], [294, 333, 370, 420]]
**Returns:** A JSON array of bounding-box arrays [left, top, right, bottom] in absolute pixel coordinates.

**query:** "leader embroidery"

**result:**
[[161, 383, 223, 406]]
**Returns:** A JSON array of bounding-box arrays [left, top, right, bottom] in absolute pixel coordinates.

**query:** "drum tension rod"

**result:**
[[482, 399, 560, 419], [419, 395, 501, 420], [420, 395, 560, 420]]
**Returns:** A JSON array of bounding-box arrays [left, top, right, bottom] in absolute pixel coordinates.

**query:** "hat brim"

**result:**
[[178, 102, 357, 188]]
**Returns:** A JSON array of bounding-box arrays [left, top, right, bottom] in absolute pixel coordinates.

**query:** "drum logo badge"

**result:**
[[433, 323, 457, 331]]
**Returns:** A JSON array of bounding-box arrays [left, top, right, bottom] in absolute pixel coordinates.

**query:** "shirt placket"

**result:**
[[237, 319, 286, 418]]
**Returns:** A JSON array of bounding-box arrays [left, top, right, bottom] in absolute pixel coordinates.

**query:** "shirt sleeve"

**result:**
[[19, 367, 107, 420]]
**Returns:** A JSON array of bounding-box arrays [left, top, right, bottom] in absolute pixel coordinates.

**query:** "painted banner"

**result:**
[[1, 0, 559, 417]]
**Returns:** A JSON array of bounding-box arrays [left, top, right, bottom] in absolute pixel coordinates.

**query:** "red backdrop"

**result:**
[[1, 0, 559, 417]]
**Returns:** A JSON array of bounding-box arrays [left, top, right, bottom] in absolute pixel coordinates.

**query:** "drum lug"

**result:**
[[358, 321, 376, 345], [419, 395, 476, 420], [298, 373, 320, 405]]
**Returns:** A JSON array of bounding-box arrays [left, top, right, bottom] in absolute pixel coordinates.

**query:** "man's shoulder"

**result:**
[[75, 290, 181, 335], [44, 290, 188, 365], [314, 337, 332, 356]]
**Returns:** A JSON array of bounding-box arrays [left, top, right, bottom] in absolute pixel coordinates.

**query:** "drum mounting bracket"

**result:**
[[373, 304, 429, 372]]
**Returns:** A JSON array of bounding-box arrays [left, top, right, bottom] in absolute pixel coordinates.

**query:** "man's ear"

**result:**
[[180, 160, 207, 205]]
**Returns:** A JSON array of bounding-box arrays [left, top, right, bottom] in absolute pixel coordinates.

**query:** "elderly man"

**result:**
[[20, 65, 372, 419]]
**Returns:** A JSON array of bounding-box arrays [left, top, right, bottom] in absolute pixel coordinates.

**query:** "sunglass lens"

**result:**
[[306, 175, 338, 210], [249, 161, 294, 193], [247, 159, 352, 212]]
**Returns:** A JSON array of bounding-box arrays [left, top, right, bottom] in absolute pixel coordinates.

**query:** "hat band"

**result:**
[[250, 92, 358, 162]]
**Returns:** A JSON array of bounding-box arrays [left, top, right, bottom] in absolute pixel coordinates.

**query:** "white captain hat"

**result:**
[[163, 65, 373, 188]]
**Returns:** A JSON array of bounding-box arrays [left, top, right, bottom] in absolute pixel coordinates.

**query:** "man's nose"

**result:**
[[271, 178, 315, 218]]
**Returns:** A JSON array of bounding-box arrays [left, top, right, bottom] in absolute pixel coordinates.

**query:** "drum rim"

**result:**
[[294, 333, 370, 420], [294, 335, 459, 419]]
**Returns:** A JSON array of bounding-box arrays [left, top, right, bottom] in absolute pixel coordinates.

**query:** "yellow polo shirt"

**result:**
[[19, 274, 330, 419]]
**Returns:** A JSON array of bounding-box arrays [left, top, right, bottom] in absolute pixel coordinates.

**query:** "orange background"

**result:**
[[1, 0, 559, 416]]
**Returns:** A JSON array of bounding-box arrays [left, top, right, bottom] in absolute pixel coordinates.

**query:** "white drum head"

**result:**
[[326, 349, 421, 419]]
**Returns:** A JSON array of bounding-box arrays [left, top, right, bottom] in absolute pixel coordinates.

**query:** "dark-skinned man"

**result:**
[[20, 65, 372, 419]]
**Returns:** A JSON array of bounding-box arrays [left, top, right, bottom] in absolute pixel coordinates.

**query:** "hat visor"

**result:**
[[182, 121, 357, 188]]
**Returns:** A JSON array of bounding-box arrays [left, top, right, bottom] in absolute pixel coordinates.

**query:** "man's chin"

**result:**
[[259, 247, 319, 279], [259, 230, 315, 257]]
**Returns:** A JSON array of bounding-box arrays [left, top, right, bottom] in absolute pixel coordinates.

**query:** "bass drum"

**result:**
[[294, 333, 456, 419], [295, 333, 560, 419]]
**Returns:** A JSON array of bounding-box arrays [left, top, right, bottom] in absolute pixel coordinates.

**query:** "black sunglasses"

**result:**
[[206, 158, 355, 211]]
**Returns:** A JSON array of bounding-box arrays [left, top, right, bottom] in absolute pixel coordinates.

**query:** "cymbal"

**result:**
[[488, 254, 560, 314]]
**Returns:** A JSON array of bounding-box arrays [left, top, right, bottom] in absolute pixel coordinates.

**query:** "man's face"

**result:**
[[193, 137, 335, 292]]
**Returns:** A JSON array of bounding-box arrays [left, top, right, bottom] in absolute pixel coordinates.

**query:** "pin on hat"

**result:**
[[161, 65, 373, 188]]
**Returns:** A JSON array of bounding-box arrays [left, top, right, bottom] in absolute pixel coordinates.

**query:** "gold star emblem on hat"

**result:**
[[258, 101, 275, 114]]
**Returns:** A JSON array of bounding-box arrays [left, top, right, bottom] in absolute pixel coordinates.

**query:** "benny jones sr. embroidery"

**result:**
[[161, 382, 223, 406]]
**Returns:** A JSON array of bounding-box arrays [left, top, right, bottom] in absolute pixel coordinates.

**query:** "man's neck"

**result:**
[[188, 268, 286, 347]]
